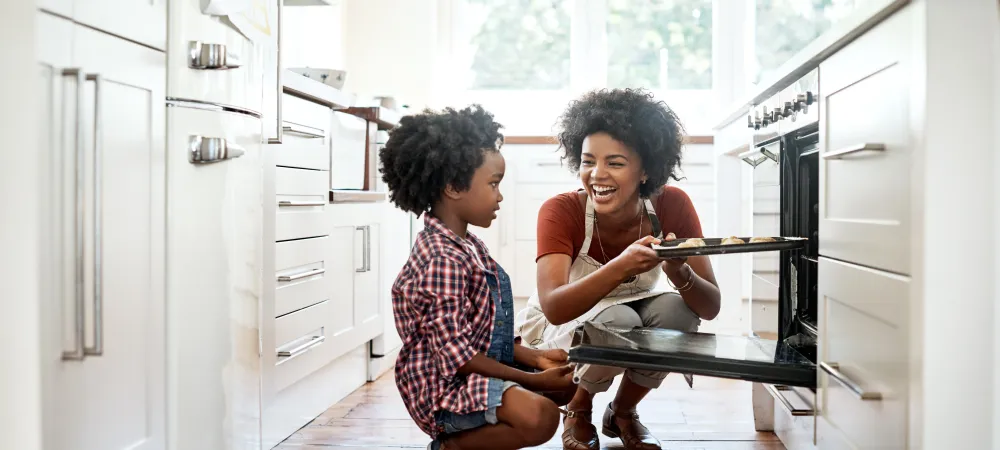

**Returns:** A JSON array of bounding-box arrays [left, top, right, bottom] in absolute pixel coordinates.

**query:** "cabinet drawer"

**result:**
[[283, 94, 330, 132], [818, 7, 913, 275], [280, 94, 331, 171], [818, 257, 908, 448], [275, 167, 328, 241], [770, 385, 816, 450], [275, 300, 332, 391], [276, 236, 330, 318], [167, 0, 265, 112]]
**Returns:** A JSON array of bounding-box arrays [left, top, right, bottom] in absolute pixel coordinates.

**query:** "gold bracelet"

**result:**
[[667, 264, 695, 292]]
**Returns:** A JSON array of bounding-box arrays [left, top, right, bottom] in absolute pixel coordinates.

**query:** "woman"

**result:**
[[514, 88, 721, 450]]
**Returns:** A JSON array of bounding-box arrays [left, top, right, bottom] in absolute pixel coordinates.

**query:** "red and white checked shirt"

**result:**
[[392, 214, 498, 438]]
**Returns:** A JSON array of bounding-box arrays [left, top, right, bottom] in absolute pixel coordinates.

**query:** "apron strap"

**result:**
[[580, 196, 596, 254], [643, 198, 663, 239]]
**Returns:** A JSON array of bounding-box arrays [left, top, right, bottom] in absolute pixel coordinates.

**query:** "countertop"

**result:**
[[713, 0, 909, 130], [282, 69, 356, 109]]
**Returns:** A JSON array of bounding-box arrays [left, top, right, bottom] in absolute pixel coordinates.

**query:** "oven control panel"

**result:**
[[747, 69, 819, 135]]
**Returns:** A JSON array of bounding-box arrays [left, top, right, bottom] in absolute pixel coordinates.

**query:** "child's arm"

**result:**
[[420, 257, 573, 391], [512, 343, 569, 370]]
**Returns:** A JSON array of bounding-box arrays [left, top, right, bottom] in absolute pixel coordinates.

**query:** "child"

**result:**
[[379, 105, 577, 450]]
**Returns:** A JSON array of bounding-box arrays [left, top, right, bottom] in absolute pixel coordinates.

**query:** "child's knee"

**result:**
[[520, 396, 560, 445]]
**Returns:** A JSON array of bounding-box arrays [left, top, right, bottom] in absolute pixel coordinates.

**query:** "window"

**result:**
[[750, 0, 856, 84], [447, 0, 715, 135], [606, 0, 712, 91], [465, 0, 571, 90]]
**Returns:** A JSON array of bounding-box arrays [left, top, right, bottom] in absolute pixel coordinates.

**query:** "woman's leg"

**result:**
[[441, 386, 561, 450], [603, 293, 701, 449], [563, 305, 644, 449]]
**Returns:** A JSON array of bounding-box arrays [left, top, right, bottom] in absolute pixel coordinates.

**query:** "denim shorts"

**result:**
[[429, 379, 518, 449]]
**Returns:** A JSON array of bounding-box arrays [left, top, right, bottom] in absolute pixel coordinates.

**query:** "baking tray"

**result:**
[[652, 236, 807, 258]]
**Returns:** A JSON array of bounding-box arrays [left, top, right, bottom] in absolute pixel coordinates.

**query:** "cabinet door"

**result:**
[[353, 223, 383, 342], [74, 0, 166, 50], [43, 20, 166, 450], [325, 225, 358, 359]]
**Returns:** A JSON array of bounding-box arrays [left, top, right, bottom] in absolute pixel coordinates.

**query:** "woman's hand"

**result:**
[[660, 232, 689, 277], [533, 348, 569, 370], [609, 235, 662, 281]]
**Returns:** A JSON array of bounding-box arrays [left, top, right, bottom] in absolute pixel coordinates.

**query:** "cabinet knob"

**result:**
[[188, 136, 245, 164], [188, 41, 241, 70]]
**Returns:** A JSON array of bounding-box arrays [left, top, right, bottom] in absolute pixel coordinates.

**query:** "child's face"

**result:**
[[460, 150, 506, 229]]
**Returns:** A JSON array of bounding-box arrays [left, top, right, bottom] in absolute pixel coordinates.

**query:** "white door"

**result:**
[[40, 14, 167, 450], [74, 0, 166, 50], [165, 104, 264, 450]]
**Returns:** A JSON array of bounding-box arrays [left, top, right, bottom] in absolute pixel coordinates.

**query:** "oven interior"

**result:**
[[778, 123, 820, 364]]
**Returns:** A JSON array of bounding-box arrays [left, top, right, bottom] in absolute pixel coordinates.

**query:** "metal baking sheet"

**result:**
[[652, 237, 807, 258]]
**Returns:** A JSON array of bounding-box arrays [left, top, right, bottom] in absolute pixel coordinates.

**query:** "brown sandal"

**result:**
[[601, 403, 662, 450], [560, 409, 599, 450]]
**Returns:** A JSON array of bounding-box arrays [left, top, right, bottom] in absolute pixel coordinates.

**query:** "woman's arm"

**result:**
[[536, 235, 662, 325], [663, 254, 721, 320]]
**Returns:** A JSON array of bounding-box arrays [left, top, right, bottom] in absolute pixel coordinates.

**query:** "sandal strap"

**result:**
[[559, 407, 593, 419]]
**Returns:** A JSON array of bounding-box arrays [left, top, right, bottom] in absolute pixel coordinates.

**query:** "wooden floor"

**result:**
[[275, 371, 785, 450]]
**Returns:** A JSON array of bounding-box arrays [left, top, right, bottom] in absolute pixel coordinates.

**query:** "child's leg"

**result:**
[[441, 386, 561, 450]]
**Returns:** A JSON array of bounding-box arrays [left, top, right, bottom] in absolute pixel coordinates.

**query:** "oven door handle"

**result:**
[[738, 149, 765, 167]]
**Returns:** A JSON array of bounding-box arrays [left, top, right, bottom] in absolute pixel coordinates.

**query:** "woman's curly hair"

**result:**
[[378, 104, 504, 215], [556, 88, 686, 198]]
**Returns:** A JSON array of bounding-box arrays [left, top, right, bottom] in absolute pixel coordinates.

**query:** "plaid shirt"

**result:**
[[392, 215, 498, 438]]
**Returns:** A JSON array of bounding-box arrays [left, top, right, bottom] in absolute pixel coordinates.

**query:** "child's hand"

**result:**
[[526, 365, 575, 391], [534, 348, 569, 370]]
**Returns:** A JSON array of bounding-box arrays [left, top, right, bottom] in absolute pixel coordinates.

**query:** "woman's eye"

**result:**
[[581, 160, 595, 166]]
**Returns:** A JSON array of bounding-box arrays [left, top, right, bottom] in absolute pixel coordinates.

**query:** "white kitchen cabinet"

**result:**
[[38, 11, 166, 450], [38, 0, 166, 50], [818, 6, 913, 276]]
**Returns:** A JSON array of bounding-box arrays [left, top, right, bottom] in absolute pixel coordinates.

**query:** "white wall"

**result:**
[[283, 3, 346, 70], [0, 1, 43, 449]]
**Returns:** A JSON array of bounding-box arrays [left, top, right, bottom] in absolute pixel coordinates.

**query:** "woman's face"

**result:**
[[579, 132, 645, 215]]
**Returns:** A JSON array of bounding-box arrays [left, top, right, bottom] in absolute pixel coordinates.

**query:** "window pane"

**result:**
[[753, 0, 856, 84], [606, 0, 713, 90], [464, 0, 571, 90]]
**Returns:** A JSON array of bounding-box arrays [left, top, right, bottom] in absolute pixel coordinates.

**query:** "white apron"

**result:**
[[515, 196, 674, 351]]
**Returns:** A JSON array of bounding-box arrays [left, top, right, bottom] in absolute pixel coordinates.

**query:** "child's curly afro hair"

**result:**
[[378, 104, 504, 215], [556, 88, 686, 198]]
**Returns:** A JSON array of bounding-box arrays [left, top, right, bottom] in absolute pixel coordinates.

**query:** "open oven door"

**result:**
[[568, 322, 816, 388]]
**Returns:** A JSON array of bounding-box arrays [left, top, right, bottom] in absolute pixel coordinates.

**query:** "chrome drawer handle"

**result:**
[[86, 73, 105, 357], [277, 200, 326, 207], [822, 143, 885, 160], [765, 384, 815, 416], [188, 41, 241, 70], [820, 362, 883, 400], [356, 225, 371, 272], [62, 68, 86, 361], [277, 335, 325, 358], [282, 122, 325, 139], [277, 268, 325, 282], [189, 136, 245, 164]]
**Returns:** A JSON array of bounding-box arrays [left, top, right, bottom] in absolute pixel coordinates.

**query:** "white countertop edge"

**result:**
[[712, 0, 910, 130], [282, 69, 356, 109]]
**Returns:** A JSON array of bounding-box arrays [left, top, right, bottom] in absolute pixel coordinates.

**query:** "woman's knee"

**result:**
[[591, 304, 644, 328], [636, 293, 700, 330]]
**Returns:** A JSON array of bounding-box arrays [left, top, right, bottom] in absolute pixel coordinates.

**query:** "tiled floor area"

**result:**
[[275, 372, 785, 449]]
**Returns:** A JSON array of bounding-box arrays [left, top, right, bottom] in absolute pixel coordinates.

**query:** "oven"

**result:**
[[567, 70, 823, 392]]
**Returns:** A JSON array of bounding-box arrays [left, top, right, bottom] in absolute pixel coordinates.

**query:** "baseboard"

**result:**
[[367, 344, 400, 381]]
